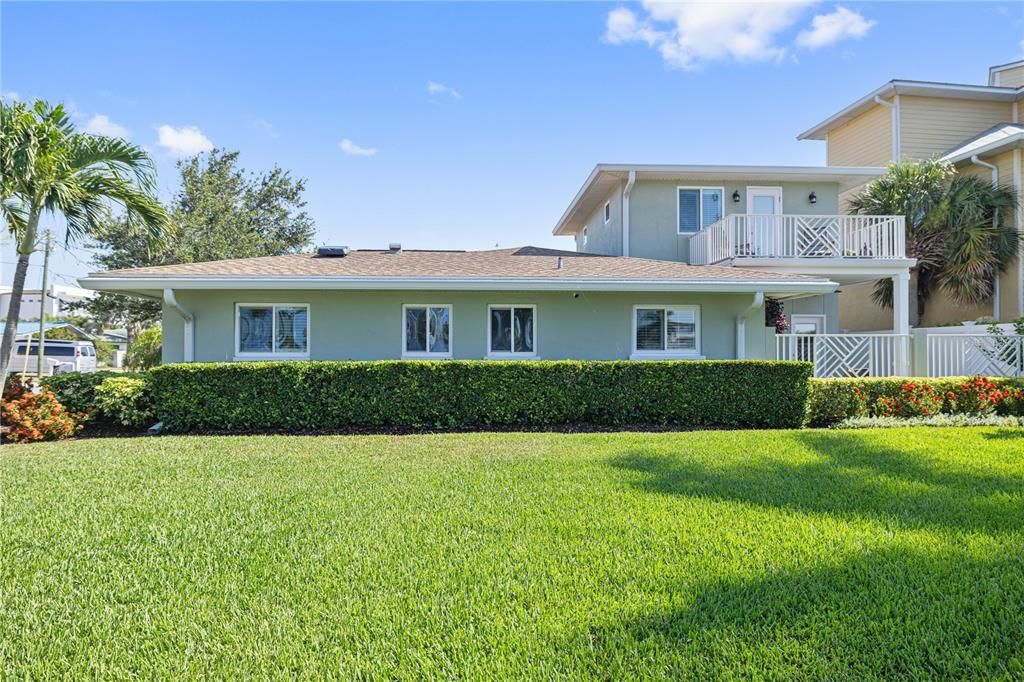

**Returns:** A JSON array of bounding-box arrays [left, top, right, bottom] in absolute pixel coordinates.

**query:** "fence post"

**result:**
[[910, 329, 929, 377]]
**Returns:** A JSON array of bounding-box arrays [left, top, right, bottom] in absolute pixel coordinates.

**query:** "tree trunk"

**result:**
[[909, 268, 921, 328], [0, 252, 33, 389], [0, 208, 41, 391]]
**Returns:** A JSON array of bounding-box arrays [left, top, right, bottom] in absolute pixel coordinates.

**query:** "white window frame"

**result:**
[[234, 303, 311, 360], [603, 201, 611, 224], [676, 186, 725, 234], [630, 304, 703, 360], [581, 227, 588, 248], [402, 303, 453, 359], [486, 304, 538, 360]]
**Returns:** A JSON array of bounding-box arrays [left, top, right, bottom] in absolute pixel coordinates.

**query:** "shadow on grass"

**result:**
[[984, 428, 1024, 440], [607, 431, 1024, 535], [586, 432, 1024, 676], [575, 546, 1024, 679]]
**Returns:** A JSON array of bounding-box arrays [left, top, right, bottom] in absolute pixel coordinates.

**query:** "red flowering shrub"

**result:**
[[1, 378, 83, 443], [946, 376, 1023, 414], [869, 381, 944, 418]]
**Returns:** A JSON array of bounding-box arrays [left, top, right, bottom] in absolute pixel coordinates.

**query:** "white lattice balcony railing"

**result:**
[[689, 214, 906, 265], [777, 333, 910, 378]]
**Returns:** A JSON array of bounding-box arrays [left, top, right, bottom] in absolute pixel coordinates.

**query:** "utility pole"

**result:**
[[36, 230, 53, 378]]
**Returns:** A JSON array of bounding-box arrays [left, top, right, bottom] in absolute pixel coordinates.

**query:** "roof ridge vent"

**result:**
[[389, 242, 402, 254], [317, 246, 350, 257]]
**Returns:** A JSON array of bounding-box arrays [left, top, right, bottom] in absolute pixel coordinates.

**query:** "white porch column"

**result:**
[[892, 271, 910, 335], [892, 271, 911, 375]]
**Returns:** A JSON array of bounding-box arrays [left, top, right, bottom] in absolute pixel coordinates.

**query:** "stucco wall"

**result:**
[[575, 185, 623, 256], [626, 179, 840, 263], [786, 293, 840, 333], [161, 289, 774, 363]]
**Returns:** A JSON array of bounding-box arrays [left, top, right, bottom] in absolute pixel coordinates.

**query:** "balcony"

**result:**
[[688, 214, 906, 266]]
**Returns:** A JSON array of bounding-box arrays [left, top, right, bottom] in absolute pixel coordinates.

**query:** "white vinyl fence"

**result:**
[[926, 333, 1024, 378]]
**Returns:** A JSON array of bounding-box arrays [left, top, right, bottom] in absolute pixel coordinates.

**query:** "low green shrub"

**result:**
[[148, 360, 813, 432], [95, 376, 155, 428], [807, 376, 1024, 426], [41, 371, 123, 422]]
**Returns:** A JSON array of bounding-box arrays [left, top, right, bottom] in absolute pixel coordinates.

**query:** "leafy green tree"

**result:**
[[78, 148, 315, 340], [0, 100, 168, 388], [849, 159, 1019, 324], [126, 326, 162, 370]]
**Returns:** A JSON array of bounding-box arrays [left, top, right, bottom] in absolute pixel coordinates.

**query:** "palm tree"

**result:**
[[848, 159, 1019, 325], [0, 101, 168, 387]]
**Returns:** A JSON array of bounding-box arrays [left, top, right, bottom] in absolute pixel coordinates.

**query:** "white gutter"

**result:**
[[873, 95, 900, 159], [163, 288, 194, 362], [621, 170, 635, 256], [970, 155, 1000, 318], [735, 291, 764, 360], [82, 275, 839, 295]]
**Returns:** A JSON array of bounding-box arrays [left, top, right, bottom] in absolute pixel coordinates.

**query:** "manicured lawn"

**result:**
[[2, 428, 1023, 678]]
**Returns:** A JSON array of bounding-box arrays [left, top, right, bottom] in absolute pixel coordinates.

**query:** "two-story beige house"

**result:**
[[799, 59, 1024, 331]]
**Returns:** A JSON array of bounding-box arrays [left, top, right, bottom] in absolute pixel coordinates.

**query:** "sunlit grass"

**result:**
[[2, 427, 1022, 678]]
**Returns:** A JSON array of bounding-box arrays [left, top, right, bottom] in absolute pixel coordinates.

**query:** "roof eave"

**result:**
[[80, 274, 838, 295]]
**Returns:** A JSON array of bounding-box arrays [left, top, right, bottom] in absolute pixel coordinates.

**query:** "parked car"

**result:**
[[11, 339, 98, 375]]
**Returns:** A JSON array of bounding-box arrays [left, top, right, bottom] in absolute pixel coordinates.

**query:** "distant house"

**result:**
[[0, 284, 95, 321]]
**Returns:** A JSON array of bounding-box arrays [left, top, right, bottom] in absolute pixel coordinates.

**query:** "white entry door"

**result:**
[[746, 187, 783, 256]]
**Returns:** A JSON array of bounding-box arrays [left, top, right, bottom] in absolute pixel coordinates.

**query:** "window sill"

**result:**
[[233, 354, 310, 362], [629, 353, 705, 361], [401, 353, 454, 360], [485, 354, 540, 361]]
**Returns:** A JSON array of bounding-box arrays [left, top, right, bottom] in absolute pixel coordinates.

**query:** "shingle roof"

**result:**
[[90, 246, 820, 282]]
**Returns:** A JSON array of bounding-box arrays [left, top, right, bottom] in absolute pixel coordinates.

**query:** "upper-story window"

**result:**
[[582, 227, 588, 247], [678, 187, 724, 234], [604, 201, 611, 223]]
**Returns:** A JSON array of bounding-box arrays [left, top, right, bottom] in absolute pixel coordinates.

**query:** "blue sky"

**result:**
[[2, 1, 1023, 287]]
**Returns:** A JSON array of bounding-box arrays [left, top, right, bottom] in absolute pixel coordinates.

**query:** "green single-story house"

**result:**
[[79, 246, 836, 364]]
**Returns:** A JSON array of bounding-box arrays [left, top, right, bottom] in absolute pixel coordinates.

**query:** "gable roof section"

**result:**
[[940, 123, 1024, 164], [551, 164, 887, 237], [79, 246, 837, 295], [798, 80, 1024, 141]]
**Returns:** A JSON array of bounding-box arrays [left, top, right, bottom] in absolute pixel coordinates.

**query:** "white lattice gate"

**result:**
[[777, 334, 909, 378]]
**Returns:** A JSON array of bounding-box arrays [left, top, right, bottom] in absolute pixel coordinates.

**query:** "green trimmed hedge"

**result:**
[[148, 360, 813, 432], [41, 371, 148, 422], [806, 376, 1024, 426]]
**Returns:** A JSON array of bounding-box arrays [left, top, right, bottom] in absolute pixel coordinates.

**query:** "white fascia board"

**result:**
[[552, 165, 603, 236], [79, 275, 838, 295], [798, 80, 1022, 141], [943, 133, 1024, 165], [732, 258, 916, 279]]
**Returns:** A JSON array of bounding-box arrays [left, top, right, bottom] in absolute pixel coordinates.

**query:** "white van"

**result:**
[[12, 339, 98, 375]]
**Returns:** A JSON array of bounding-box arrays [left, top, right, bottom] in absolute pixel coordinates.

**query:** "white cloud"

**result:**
[[427, 81, 461, 99], [156, 124, 213, 157], [339, 138, 377, 157], [796, 6, 875, 49], [250, 118, 279, 138], [85, 114, 130, 138], [605, 1, 874, 69]]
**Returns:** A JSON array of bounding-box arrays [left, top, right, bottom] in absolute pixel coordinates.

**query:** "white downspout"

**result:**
[[622, 170, 636, 257], [971, 155, 1000, 318], [735, 291, 764, 359], [873, 95, 899, 160], [163, 288, 194, 362]]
